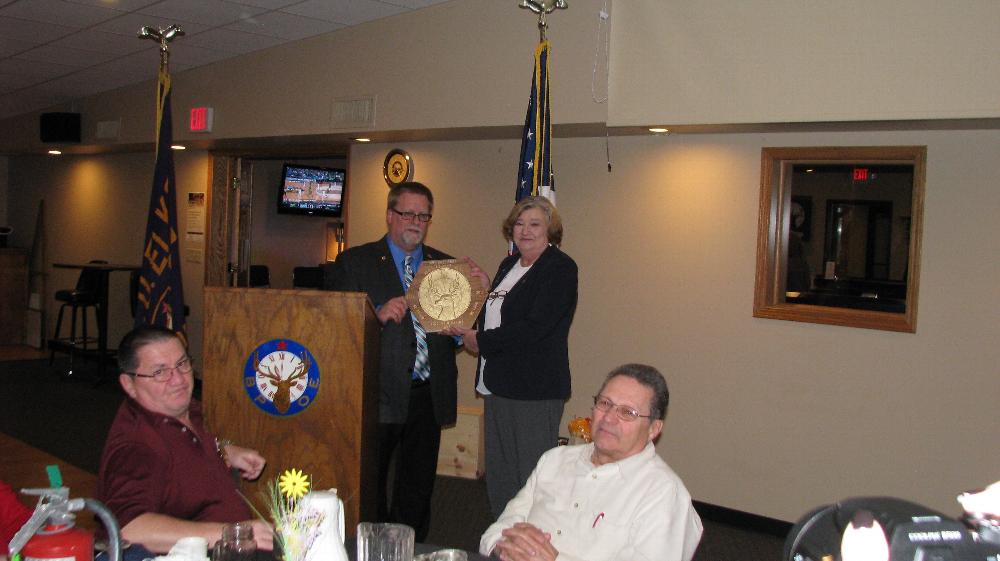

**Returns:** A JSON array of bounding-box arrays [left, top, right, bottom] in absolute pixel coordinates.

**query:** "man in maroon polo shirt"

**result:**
[[97, 326, 273, 555]]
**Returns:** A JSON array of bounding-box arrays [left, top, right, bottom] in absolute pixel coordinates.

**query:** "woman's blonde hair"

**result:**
[[501, 196, 563, 246]]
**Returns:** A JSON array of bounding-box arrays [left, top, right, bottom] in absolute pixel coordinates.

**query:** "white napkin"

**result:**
[[156, 536, 209, 561]]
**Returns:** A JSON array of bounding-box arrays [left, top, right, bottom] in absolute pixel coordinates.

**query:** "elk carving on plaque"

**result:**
[[243, 339, 320, 416]]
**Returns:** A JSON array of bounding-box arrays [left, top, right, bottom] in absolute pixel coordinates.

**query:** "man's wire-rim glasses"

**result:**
[[592, 395, 654, 422], [125, 357, 194, 382], [390, 208, 432, 223]]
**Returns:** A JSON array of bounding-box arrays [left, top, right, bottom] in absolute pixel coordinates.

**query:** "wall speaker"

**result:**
[[40, 112, 81, 143]]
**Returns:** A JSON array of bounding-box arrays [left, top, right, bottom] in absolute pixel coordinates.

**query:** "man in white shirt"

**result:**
[[480, 364, 703, 561]]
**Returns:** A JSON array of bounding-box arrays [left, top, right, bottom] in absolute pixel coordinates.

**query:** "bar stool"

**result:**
[[49, 260, 106, 364]]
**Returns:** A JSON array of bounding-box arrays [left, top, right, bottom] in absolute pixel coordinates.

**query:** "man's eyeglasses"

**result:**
[[487, 290, 508, 301], [592, 395, 654, 422], [125, 357, 194, 382], [390, 208, 432, 223]]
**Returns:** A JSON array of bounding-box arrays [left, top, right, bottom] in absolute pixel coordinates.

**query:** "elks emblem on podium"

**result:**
[[243, 339, 320, 416]]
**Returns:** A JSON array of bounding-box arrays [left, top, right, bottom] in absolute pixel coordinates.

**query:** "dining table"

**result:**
[[338, 541, 491, 561], [1, 432, 99, 532]]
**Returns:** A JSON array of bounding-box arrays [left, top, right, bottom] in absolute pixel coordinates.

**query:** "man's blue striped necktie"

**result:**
[[404, 255, 430, 381]]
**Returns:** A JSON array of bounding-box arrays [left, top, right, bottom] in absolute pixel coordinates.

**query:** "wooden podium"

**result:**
[[202, 287, 379, 536]]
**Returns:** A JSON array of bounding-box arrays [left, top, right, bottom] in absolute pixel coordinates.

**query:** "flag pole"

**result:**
[[511, 1, 566, 255], [134, 24, 188, 343]]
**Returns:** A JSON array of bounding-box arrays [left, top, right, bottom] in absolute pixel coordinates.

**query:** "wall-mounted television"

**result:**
[[277, 163, 346, 217]]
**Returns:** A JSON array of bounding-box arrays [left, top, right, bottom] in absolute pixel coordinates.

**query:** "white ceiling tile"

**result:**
[[183, 27, 285, 54], [52, 29, 151, 56], [44, 65, 144, 99], [17, 44, 119, 67], [0, 57, 77, 80], [0, 0, 124, 28], [222, 0, 304, 9], [169, 42, 239, 69], [86, 49, 163, 84], [226, 9, 343, 40], [381, 0, 451, 9], [0, 16, 76, 46], [0, 72, 38, 94], [0, 89, 66, 119], [139, 0, 267, 28], [281, 0, 408, 26], [63, 0, 163, 10], [93, 12, 211, 36], [0, 37, 25, 58]]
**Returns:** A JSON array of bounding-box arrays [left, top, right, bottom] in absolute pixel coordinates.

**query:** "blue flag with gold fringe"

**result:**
[[516, 40, 555, 205], [134, 67, 186, 343]]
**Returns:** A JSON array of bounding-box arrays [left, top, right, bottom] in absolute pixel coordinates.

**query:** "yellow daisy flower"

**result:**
[[278, 468, 310, 499]]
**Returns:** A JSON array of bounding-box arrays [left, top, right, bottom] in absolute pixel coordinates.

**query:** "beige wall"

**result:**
[[342, 131, 1000, 522], [610, 1, 1000, 126], [4, 151, 209, 363]]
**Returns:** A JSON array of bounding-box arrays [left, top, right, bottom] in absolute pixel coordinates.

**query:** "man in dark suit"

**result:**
[[324, 181, 460, 541]]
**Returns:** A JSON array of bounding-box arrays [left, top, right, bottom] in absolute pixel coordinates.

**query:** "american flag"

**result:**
[[515, 40, 555, 205], [134, 67, 186, 344]]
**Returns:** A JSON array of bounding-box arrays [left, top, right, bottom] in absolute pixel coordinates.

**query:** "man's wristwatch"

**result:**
[[215, 438, 233, 461]]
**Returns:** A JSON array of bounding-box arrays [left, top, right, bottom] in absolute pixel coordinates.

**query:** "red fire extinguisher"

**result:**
[[8, 487, 121, 561], [19, 522, 94, 561]]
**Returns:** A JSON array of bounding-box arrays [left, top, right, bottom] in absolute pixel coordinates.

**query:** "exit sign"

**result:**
[[853, 167, 869, 181], [189, 107, 214, 133]]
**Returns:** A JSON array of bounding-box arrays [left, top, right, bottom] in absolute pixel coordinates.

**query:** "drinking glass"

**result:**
[[213, 522, 256, 561], [356, 522, 414, 561]]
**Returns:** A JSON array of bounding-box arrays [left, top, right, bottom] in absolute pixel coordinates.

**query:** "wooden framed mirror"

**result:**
[[753, 146, 926, 332]]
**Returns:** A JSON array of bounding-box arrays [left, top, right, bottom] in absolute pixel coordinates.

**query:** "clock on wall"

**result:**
[[383, 148, 413, 188]]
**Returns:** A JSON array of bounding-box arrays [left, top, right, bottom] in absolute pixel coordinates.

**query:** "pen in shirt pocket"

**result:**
[[592, 512, 605, 528]]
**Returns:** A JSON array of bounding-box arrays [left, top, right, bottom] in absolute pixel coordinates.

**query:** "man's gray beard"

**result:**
[[402, 230, 425, 247]]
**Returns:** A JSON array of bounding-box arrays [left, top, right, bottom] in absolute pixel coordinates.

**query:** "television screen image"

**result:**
[[278, 164, 346, 217]]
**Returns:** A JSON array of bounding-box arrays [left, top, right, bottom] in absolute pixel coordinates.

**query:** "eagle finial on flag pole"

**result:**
[[519, 0, 568, 41], [138, 24, 185, 69]]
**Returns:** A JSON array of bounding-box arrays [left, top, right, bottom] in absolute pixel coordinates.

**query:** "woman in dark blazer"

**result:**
[[451, 196, 578, 516]]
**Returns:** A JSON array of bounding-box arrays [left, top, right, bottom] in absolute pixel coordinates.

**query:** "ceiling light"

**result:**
[[354, 138, 371, 142], [47, 150, 62, 155], [648, 127, 669, 134], [170, 145, 186, 150]]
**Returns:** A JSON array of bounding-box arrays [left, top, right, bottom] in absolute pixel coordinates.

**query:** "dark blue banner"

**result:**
[[134, 68, 186, 344]]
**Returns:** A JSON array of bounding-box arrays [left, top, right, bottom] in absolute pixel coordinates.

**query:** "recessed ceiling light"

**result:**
[[170, 144, 186, 150], [354, 138, 371, 142], [47, 150, 62, 155], [648, 127, 669, 134]]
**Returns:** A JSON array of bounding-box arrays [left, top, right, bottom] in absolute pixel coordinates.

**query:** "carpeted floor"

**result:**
[[0, 357, 785, 559]]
